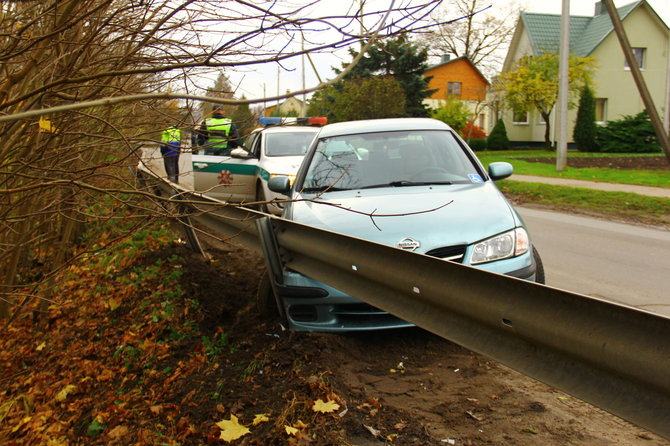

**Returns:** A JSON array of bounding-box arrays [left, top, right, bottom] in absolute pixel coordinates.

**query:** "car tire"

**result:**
[[533, 247, 545, 284], [257, 271, 280, 320], [256, 183, 269, 214]]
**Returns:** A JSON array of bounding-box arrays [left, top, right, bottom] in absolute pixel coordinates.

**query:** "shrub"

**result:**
[[486, 119, 510, 150], [573, 86, 597, 152], [595, 111, 661, 153], [462, 121, 487, 140], [431, 98, 470, 132], [468, 138, 487, 151]]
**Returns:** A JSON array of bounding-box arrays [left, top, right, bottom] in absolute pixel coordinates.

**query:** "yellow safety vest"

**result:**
[[161, 126, 181, 143], [204, 117, 232, 148]]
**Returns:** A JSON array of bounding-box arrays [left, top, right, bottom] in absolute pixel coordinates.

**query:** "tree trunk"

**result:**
[[542, 111, 553, 151]]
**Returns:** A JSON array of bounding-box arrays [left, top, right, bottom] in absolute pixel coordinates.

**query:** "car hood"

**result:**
[[291, 183, 519, 250], [262, 155, 304, 176]]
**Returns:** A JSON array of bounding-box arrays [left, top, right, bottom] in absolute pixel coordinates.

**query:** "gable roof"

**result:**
[[521, 1, 658, 57], [425, 56, 490, 85]]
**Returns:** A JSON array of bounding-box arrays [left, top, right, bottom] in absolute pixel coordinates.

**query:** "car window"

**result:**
[[302, 130, 482, 191], [264, 131, 318, 156]]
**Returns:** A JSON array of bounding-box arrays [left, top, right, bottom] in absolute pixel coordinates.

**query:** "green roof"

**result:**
[[521, 1, 641, 57]]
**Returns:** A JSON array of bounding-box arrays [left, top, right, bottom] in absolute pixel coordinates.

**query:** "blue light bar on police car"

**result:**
[[259, 117, 327, 127]]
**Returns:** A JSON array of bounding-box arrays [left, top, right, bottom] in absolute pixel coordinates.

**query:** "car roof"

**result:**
[[317, 118, 453, 138]]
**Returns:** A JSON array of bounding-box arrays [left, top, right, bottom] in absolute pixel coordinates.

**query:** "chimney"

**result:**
[[441, 54, 451, 64], [594, 1, 607, 16]]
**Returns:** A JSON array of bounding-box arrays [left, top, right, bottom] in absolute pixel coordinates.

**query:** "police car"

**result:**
[[192, 117, 325, 213]]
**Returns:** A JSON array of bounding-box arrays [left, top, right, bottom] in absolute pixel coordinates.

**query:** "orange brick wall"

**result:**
[[425, 59, 488, 101]]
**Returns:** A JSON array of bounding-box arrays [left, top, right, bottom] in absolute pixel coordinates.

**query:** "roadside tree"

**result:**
[[339, 35, 437, 117], [574, 85, 598, 152], [418, 0, 519, 78], [0, 0, 444, 320], [501, 53, 594, 151]]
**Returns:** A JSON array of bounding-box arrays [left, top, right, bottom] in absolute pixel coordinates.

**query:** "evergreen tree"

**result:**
[[573, 85, 597, 152], [487, 119, 510, 150], [230, 96, 256, 140], [339, 35, 437, 117]]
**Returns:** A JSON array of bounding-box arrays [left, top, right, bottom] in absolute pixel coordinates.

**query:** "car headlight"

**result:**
[[470, 228, 529, 265], [270, 174, 296, 186]]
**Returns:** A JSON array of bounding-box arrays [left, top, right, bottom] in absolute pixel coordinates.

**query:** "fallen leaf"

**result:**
[[253, 413, 270, 425], [36, 342, 46, 352], [394, 422, 407, 430], [149, 405, 162, 415], [312, 399, 340, 413], [293, 419, 308, 429], [386, 433, 398, 442], [285, 425, 299, 436], [521, 427, 538, 434], [216, 415, 250, 442], [55, 385, 76, 402], [107, 424, 129, 440]]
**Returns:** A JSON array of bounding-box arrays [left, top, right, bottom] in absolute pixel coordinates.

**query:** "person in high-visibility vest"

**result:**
[[160, 122, 181, 183], [196, 104, 240, 155]]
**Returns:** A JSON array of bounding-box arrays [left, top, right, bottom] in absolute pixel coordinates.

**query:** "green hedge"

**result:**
[[595, 111, 661, 153]]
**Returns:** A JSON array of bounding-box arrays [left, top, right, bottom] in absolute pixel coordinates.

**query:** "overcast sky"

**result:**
[[225, 0, 670, 108]]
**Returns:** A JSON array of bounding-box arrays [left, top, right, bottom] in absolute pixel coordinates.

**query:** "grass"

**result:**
[[499, 180, 670, 227], [475, 150, 670, 188]]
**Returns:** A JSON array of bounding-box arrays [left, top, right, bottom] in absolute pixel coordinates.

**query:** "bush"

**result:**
[[573, 86, 597, 152], [431, 98, 470, 132], [595, 111, 661, 153], [486, 119, 510, 150], [462, 121, 487, 139], [468, 138, 487, 151]]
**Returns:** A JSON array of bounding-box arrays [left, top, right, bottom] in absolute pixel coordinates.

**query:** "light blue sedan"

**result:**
[[263, 118, 544, 332]]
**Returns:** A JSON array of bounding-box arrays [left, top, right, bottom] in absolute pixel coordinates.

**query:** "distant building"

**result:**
[[501, 0, 670, 145], [423, 55, 490, 132], [264, 96, 306, 117]]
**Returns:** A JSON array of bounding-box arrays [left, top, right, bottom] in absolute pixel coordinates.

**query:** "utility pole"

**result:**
[[555, 0, 570, 171]]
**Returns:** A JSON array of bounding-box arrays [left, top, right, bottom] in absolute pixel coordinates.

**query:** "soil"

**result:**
[[518, 155, 670, 170], [180, 228, 668, 446]]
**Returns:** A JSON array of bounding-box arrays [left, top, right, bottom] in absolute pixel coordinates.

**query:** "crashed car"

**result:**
[[192, 117, 324, 214], [262, 117, 545, 332]]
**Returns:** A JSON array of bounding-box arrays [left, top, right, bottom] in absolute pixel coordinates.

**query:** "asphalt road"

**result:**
[[517, 206, 670, 318]]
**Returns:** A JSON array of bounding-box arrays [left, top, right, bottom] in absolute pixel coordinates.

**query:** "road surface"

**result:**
[[518, 206, 670, 317]]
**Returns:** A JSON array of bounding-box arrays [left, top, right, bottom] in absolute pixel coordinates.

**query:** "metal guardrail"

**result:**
[[137, 166, 670, 440]]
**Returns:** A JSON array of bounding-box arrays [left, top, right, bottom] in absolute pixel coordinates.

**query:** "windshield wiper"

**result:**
[[301, 186, 350, 193], [360, 180, 453, 189]]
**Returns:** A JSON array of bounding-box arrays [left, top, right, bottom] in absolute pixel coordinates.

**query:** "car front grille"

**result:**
[[425, 245, 467, 263]]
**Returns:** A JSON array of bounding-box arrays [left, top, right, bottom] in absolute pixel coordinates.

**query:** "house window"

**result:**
[[512, 109, 529, 124], [595, 98, 607, 123], [624, 48, 646, 69], [447, 82, 462, 97]]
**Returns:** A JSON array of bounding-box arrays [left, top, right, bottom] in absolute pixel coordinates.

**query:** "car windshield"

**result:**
[[265, 131, 318, 156], [302, 130, 482, 191]]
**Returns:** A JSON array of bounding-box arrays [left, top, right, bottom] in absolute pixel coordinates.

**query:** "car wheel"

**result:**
[[257, 271, 280, 319], [256, 183, 269, 213], [533, 247, 545, 284]]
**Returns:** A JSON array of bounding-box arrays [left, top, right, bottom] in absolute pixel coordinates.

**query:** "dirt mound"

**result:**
[[520, 156, 670, 170]]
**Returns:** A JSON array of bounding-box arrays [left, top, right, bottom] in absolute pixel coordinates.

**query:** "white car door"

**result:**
[[192, 153, 258, 203]]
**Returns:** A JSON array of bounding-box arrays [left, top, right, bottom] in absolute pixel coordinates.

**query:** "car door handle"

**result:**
[[193, 163, 208, 169]]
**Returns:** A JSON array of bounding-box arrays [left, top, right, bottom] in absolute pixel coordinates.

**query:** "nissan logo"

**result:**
[[397, 237, 420, 251]]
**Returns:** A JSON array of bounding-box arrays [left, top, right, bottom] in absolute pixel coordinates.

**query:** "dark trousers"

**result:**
[[163, 155, 180, 183]]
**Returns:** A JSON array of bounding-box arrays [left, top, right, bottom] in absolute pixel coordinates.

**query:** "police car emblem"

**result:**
[[396, 237, 420, 251], [218, 170, 233, 185]]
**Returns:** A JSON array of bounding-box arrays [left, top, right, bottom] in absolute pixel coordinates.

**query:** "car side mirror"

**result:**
[[268, 176, 291, 194], [230, 148, 251, 159], [488, 162, 513, 181]]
